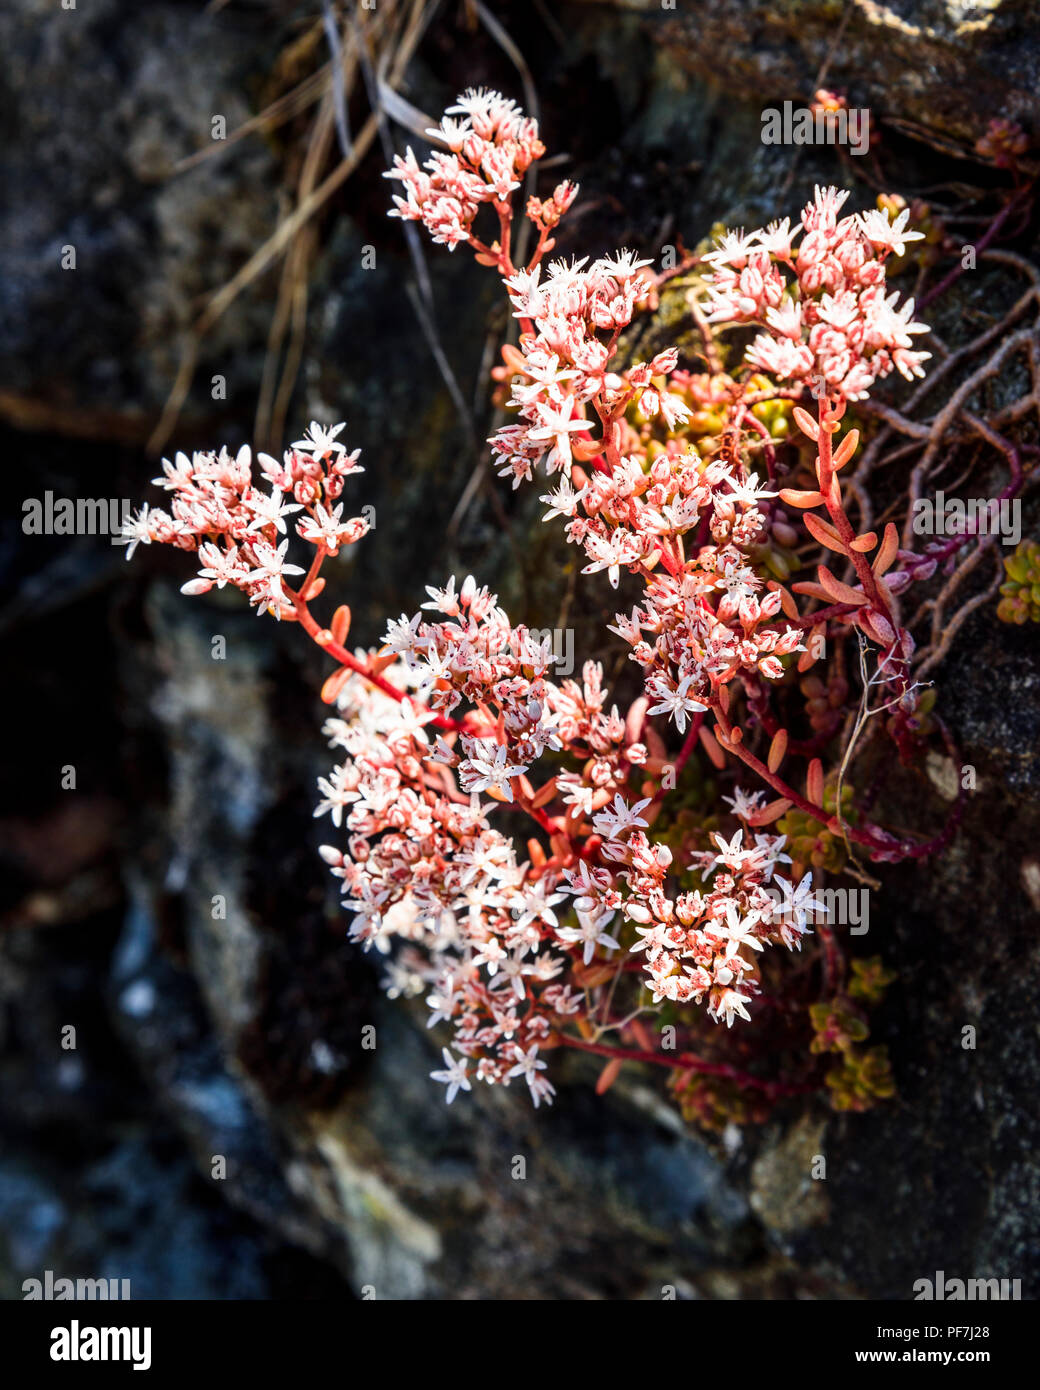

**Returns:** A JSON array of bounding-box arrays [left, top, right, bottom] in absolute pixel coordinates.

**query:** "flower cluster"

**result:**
[[616, 562, 804, 734], [125, 87, 980, 1129], [385, 87, 548, 250], [382, 574, 566, 798], [704, 186, 930, 400], [642, 830, 803, 1020], [119, 423, 369, 615], [314, 663, 571, 1107], [491, 254, 688, 488]]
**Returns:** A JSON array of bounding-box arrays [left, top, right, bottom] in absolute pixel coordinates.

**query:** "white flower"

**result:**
[[194, 541, 245, 589], [756, 217, 799, 257], [511, 879, 566, 931], [580, 529, 642, 588], [247, 539, 305, 598], [857, 207, 925, 259], [557, 776, 596, 816], [507, 1044, 547, 1092], [727, 472, 778, 507], [296, 501, 366, 553], [498, 952, 533, 999], [608, 607, 643, 644], [430, 1048, 472, 1104], [116, 505, 152, 559], [458, 742, 527, 801], [471, 936, 508, 976], [412, 649, 452, 698], [244, 488, 302, 534], [528, 401, 588, 474], [555, 908, 620, 966], [773, 872, 828, 934], [425, 115, 471, 151], [592, 794, 651, 839], [596, 248, 654, 280], [528, 1074, 557, 1108], [723, 900, 764, 953], [152, 452, 195, 491], [722, 787, 766, 820], [313, 765, 358, 827], [765, 300, 804, 339], [382, 612, 423, 656], [659, 391, 692, 430], [710, 829, 758, 872], [539, 476, 586, 521], [293, 421, 347, 459], [702, 228, 759, 270], [421, 576, 461, 616], [391, 700, 437, 743], [646, 675, 708, 734], [715, 563, 762, 598], [710, 988, 752, 1028]]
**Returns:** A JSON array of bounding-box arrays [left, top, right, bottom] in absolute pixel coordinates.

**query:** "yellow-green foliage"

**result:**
[[825, 1046, 896, 1112], [997, 539, 1040, 624], [779, 779, 855, 875]]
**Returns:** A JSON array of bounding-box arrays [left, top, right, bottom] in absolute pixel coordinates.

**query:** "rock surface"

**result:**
[[588, 0, 1040, 147], [2, 0, 1038, 1300]]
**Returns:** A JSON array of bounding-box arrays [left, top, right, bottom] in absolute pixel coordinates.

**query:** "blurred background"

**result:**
[[2, 0, 1039, 1299]]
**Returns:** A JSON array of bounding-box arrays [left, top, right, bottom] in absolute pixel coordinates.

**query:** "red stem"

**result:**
[[712, 703, 896, 854], [558, 1034, 815, 1099], [284, 549, 464, 734]]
